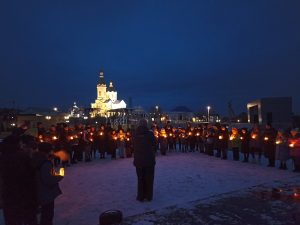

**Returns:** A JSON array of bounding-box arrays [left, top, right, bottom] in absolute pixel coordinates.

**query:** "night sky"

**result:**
[[1, 0, 300, 115]]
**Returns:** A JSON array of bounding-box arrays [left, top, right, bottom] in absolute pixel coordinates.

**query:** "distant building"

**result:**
[[247, 97, 293, 129], [166, 106, 194, 125], [91, 70, 126, 117]]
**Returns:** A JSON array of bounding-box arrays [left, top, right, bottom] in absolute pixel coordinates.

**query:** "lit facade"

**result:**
[[91, 70, 126, 117]]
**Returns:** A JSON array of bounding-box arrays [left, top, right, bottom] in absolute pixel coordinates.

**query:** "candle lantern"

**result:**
[[59, 168, 65, 176]]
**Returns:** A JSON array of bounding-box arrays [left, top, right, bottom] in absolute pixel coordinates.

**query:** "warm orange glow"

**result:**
[[89, 138, 93, 142], [126, 138, 130, 141], [229, 135, 235, 141], [240, 137, 244, 140], [293, 193, 299, 198], [59, 168, 65, 177], [276, 140, 282, 145], [251, 134, 257, 139], [169, 133, 173, 137], [90, 132, 94, 136], [290, 143, 295, 148], [196, 133, 200, 136], [113, 136, 118, 140], [69, 136, 74, 140], [188, 132, 192, 136], [264, 137, 269, 141], [100, 132, 103, 136], [218, 135, 223, 140], [52, 136, 58, 140]]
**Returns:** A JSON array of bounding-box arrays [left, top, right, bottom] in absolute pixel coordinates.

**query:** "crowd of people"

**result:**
[[0, 120, 300, 224]]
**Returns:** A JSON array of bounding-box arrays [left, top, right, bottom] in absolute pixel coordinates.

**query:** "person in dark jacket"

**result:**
[[0, 134, 38, 225], [133, 119, 156, 202], [262, 123, 277, 167], [240, 128, 250, 162], [32, 143, 63, 225]]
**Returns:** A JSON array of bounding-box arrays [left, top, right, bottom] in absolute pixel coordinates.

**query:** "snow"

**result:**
[[54, 152, 294, 225], [0, 152, 297, 225]]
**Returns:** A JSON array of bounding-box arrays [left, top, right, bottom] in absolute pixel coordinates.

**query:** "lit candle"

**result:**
[[52, 136, 57, 140], [276, 140, 281, 145], [289, 143, 295, 148], [251, 134, 257, 139], [229, 135, 234, 141], [264, 137, 269, 141], [218, 135, 223, 140], [240, 137, 244, 140], [59, 168, 64, 176], [196, 133, 200, 136]]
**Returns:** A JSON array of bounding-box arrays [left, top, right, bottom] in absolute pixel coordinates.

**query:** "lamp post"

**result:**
[[207, 106, 211, 122]]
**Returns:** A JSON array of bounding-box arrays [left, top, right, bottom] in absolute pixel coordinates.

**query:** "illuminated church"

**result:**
[[91, 70, 126, 117]]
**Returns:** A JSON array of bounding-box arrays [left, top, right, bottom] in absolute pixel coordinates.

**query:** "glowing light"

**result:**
[[219, 135, 223, 140], [289, 143, 295, 148], [276, 140, 281, 145], [59, 168, 64, 176], [53, 107, 58, 111], [252, 134, 257, 139], [45, 116, 51, 120], [52, 136, 58, 140], [264, 137, 269, 141]]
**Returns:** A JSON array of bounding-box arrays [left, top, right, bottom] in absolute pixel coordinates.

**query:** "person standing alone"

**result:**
[[133, 119, 156, 202]]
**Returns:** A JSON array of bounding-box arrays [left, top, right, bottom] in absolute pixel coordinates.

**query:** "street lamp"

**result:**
[[207, 106, 211, 122]]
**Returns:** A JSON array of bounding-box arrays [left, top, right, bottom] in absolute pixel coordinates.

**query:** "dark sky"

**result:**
[[1, 0, 300, 115]]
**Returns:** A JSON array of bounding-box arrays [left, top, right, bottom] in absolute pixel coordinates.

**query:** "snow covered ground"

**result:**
[[0, 152, 297, 225], [55, 152, 295, 225]]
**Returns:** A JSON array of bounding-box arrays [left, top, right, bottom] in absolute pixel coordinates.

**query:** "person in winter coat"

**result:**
[[133, 119, 156, 202], [288, 129, 300, 172], [159, 128, 168, 155], [249, 124, 262, 162], [229, 127, 241, 161], [216, 126, 229, 159], [32, 142, 63, 225], [0, 134, 38, 225], [275, 130, 290, 170], [262, 123, 277, 167], [97, 125, 106, 159], [240, 128, 250, 162]]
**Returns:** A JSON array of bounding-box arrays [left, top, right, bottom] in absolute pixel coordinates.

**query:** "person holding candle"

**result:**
[[249, 124, 262, 163], [288, 128, 300, 172], [217, 126, 229, 159], [229, 127, 241, 161], [32, 142, 63, 225], [262, 123, 277, 167], [133, 119, 156, 202], [240, 128, 250, 162], [97, 125, 107, 159], [159, 128, 168, 155], [118, 129, 126, 158], [275, 130, 290, 170]]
